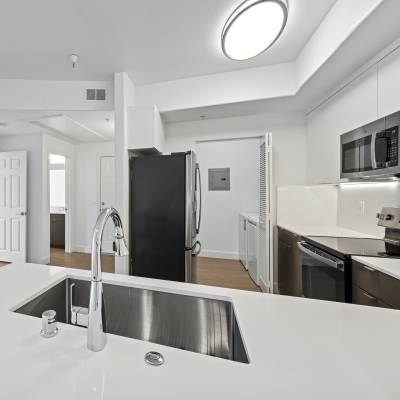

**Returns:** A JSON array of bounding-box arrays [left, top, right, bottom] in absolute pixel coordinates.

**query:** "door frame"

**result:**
[[64, 156, 71, 253], [48, 154, 71, 253]]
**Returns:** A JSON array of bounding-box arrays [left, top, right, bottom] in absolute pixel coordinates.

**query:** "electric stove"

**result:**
[[299, 207, 400, 303], [305, 236, 400, 259]]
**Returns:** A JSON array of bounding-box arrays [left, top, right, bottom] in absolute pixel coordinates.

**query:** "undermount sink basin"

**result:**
[[14, 278, 249, 364]]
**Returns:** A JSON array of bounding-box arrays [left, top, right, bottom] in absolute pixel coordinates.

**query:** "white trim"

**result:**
[[64, 156, 72, 253], [258, 276, 269, 293], [195, 135, 263, 144], [31, 256, 50, 265], [71, 244, 91, 253], [200, 250, 239, 260]]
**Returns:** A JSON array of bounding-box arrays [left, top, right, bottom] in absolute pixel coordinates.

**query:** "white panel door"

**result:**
[[0, 151, 27, 262], [258, 133, 273, 292], [100, 156, 115, 254]]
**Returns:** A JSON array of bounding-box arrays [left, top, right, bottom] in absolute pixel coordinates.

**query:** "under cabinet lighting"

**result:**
[[221, 0, 288, 61], [338, 181, 400, 188]]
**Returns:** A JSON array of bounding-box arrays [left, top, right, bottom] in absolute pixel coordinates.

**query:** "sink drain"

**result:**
[[145, 351, 164, 366]]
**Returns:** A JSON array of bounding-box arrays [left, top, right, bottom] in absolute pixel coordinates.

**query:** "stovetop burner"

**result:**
[[306, 236, 400, 258], [306, 207, 400, 258]]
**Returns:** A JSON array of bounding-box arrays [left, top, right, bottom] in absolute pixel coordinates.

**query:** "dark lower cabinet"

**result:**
[[50, 213, 65, 249], [351, 285, 392, 309], [352, 261, 400, 309], [277, 227, 303, 296]]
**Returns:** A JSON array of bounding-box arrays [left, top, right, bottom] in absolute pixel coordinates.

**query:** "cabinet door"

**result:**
[[278, 238, 293, 295], [352, 285, 392, 309], [291, 234, 303, 297], [277, 228, 303, 297], [352, 261, 400, 309], [378, 47, 400, 117]]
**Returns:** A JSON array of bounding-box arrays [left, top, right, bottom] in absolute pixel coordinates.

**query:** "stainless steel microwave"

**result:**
[[340, 111, 400, 179]]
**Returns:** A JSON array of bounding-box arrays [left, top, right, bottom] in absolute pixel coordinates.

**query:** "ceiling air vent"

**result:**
[[86, 88, 106, 101]]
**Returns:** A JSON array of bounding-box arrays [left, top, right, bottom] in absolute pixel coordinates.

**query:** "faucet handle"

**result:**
[[71, 306, 89, 327], [70, 282, 89, 327]]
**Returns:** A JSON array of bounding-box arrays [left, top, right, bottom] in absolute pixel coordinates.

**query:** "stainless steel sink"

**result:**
[[14, 278, 249, 364]]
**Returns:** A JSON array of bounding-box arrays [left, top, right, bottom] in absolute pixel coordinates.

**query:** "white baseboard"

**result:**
[[29, 256, 50, 265], [71, 244, 91, 253], [200, 250, 239, 260]]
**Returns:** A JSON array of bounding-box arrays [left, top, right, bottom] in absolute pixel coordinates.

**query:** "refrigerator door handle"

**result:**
[[184, 240, 201, 254], [195, 163, 202, 234], [192, 241, 201, 256]]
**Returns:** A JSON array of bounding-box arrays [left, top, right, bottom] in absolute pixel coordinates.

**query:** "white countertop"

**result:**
[[352, 256, 400, 280], [1, 263, 400, 399], [278, 223, 380, 238]]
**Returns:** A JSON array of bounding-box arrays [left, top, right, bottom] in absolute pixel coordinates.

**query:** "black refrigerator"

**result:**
[[129, 151, 201, 282]]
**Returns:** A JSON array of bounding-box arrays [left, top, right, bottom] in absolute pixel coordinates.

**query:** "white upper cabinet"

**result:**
[[306, 67, 377, 184], [378, 47, 400, 118], [127, 105, 165, 153]]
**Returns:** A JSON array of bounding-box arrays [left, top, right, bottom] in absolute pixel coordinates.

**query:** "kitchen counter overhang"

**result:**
[[1, 263, 400, 400]]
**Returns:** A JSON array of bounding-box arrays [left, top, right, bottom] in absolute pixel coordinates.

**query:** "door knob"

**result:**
[[20, 211, 27, 216]]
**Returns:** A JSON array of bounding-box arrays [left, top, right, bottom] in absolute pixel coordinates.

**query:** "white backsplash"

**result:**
[[277, 185, 338, 227], [337, 182, 400, 237], [277, 182, 400, 237]]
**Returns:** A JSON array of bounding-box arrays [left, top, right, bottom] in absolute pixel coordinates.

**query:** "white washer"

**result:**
[[246, 219, 258, 285]]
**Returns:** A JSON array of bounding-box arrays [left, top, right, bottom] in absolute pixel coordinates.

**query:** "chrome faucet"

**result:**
[[87, 207, 129, 352]]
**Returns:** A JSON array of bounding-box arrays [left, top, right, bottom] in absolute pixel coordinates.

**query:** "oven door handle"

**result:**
[[297, 242, 344, 271]]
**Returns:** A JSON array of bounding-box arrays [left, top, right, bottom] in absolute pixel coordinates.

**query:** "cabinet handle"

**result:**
[[361, 264, 376, 272], [362, 290, 377, 301]]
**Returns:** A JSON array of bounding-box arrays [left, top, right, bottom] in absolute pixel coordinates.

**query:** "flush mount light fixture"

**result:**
[[222, 0, 288, 61]]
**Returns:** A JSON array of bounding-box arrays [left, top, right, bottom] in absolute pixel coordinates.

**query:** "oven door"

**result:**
[[298, 242, 345, 303]]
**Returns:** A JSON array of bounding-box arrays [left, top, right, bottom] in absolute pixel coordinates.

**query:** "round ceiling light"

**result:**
[[222, 0, 288, 61]]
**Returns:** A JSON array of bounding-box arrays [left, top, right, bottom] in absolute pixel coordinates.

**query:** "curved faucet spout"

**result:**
[[87, 207, 129, 352]]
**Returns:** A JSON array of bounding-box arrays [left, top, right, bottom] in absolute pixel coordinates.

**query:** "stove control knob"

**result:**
[[385, 214, 394, 221]]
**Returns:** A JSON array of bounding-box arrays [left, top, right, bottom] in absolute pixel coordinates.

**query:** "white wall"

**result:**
[[305, 44, 400, 236], [277, 186, 338, 228], [165, 112, 307, 187], [0, 79, 114, 111], [0, 134, 47, 263], [49, 169, 65, 208], [114, 72, 135, 274], [73, 141, 114, 252], [337, 182, 400, 237], [196, 138, 259, 259], [45, 135, 75, 254], [306, 46, 400, 184], [165, 113, 307, 259]]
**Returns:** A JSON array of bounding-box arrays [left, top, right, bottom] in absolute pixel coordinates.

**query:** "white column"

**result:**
[[114, 72, 135, 274]]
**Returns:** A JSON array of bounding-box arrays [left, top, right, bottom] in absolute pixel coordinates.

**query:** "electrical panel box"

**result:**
[[208, 168, 230, 191]]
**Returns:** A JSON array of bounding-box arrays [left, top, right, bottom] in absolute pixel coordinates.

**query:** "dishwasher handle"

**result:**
[[297, 241, 344, 271]]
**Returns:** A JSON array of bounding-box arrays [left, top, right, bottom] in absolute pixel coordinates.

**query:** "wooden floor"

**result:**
[[196, 257, 261, 292], [33, 248, 262, 293], [50, 248, 115, 273]]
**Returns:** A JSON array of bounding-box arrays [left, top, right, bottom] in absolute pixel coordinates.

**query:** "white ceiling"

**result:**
[[0, 110, 114, 143], [0, 0, 336, 84]]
